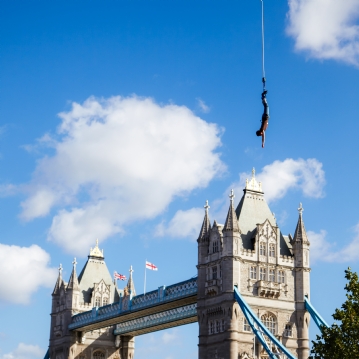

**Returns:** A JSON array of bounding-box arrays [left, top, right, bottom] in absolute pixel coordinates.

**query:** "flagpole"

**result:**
[[144, 259, 147, 295]]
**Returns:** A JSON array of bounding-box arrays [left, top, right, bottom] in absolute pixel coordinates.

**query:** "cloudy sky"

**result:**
[[1, 0, 359, 358]]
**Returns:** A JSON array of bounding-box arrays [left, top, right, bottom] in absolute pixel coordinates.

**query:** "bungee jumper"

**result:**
[[256, 88, 269, 148], [256, 0, 270, 148]]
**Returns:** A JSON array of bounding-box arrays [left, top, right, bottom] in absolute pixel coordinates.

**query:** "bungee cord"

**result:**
[[256, 0, 270, 148]]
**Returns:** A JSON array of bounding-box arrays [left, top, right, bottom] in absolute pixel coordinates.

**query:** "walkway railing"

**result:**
[[69, 277, 197, 331]]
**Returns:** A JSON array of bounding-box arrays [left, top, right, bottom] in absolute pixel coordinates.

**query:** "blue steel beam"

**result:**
[[304, 296, 329, 332], [234, 286, 297, 359]]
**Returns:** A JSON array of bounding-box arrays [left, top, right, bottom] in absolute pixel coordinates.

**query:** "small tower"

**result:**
[[292, 203, 311, 359], [48, 240, 123, 359], [198, 200, 211, 266]]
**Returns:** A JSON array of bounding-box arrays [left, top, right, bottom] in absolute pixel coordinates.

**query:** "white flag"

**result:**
[[146, 261, 158, 271]]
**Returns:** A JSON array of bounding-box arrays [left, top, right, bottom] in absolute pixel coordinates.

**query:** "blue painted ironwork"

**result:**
[[43, 348, 49, 359], [304, 296, 329, 332], [114, 303, 197, 335], [69, 277, 197, 330], [234, 286, 296, 359]]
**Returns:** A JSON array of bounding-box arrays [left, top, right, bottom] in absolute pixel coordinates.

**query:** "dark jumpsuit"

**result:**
[[256, 92, 269, 137]]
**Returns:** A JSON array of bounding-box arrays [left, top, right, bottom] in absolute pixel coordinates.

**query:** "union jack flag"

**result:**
[[114, 271, 126, 281]]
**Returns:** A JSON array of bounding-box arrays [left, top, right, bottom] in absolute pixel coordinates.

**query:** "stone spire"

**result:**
[[67, 258, 79, 290], [89, 239, 104, 259], [245, 168, 263, 193], [293, 203, 309, 244], [52, 264, 63, 295], [126, 265, 136, 296], [224, 189, 240, 232], [198, 200, 211, 242]]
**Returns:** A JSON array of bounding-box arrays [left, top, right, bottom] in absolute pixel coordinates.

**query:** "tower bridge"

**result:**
[[47, 170, 314, 359]]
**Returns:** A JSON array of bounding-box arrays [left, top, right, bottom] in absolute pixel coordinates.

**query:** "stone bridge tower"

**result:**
[[197, 170, 310, 359], [49, 241, 135, 359]]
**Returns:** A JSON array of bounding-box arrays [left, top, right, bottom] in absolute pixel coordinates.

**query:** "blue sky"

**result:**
[[1, 1, 359, 358]]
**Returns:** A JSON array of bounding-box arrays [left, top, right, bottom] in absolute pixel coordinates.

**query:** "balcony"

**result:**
[[257, 280, 281, 298]]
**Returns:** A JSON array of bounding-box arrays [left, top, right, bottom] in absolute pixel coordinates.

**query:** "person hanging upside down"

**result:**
[[256, 90, 269, 148]]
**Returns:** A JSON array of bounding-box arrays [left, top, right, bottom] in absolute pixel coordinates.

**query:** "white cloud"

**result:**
[[0, 343, 44, 359], [20, 96, 224, 255], [160, 158, 325, 239], [161, 330, 179, 344], [309, 223, 359, 263], [286, 0, 359, 65], [196, 98, 210, 113], [196, 97, 211, 113], [155, 207, 204, 240], [237, 158, 325, 204], [0, 243, 57, 304]]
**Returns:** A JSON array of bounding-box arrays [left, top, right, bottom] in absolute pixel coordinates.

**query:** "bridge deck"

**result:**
[[69, 277, 198, 333]]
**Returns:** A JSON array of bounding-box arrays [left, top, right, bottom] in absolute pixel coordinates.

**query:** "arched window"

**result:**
[[260, 242, 266, 256], [269, 243, 275, 257], [103, 297, 108, 306], [261, 313, 276, 335], [216, 320, 220, 332], [210, 321, 214, 334], [94, 296, 101, 307], [93, 351, 105, 359], [213, 241, 219, 253]]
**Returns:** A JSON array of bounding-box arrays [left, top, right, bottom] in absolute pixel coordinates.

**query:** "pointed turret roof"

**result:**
[[67, 258, 80, 290], [52, 264, 64, 295], [198, 200, 211, 241], [224, 189, 240, 232], [293, 203, 309, 244], [78, 240, 121, 303], [234, 168, 292, 256], [126, 265, 136, 296]]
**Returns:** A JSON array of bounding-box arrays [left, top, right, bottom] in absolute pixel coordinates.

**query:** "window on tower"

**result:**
[[278, 271, 285, 283], [212, 266, 217, 280], [269, 269, 275, 281], [216, 320, 220, 333], [261, 313, 277, 335], [243, 318, 251, 332], [213, 241, 219, 253], [269, 243, 275, 257], [95, 296, 101, 307], [260, 242, 266, 256], [259, 267, 266, 280], [210, 321, 214, 334], [103, 297, 108, 306], [93, 351, 105, 359], [284, 324, 292, 337], [250, 266, 257, 279]]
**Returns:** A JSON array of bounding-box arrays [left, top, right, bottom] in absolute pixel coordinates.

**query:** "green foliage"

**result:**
[[311, 268, 359, 359]]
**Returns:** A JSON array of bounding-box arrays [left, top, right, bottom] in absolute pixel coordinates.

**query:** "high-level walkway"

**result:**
[[69, 277, 197, 336]]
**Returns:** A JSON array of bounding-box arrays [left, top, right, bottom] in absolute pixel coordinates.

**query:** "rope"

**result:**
[[261, 0, 266, 90]]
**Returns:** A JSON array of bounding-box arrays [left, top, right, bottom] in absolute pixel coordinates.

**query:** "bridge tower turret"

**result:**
[[48, 241, 123, 359], [197, 190, 242, 359], [292, 203, 310, 359]]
